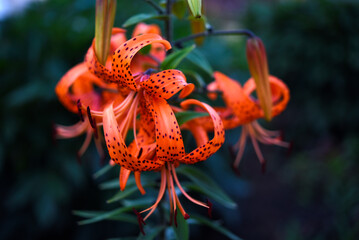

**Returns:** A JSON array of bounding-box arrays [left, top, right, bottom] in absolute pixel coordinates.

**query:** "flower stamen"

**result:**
[[77, 99, 84, 122]]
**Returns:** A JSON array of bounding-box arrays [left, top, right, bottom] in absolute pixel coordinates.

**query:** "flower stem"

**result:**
[[174, 29, 256, 48], [144, 0, 164, 14], [165, 0, 173, 48], [95, 0, 117, 65]]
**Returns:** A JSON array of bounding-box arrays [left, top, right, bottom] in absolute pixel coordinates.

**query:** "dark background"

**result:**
[[0, 0, 358, 239]]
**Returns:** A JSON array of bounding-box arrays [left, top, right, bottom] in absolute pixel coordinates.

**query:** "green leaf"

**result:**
[[161, 45, 195, 70], [187, 0, 202, 18], [186, 49, 213, 76], [182, 70, 206, 88], [175, 111, 209, 126], [122, 13, 164, 27], [74, 206, 137, 225], [99, 179, 121, 190], [177, 166, 237, 209], [173, 208, 189, 240], [107, 185, 139, 203], [93, 164, 113, 179], [172, 0, 187, 19], [190, 215, 242, 240], [138, 226, 166, 240], [73, 210, 137, 224], [139, 44, 152, 55], [99, 176, 137, 190]]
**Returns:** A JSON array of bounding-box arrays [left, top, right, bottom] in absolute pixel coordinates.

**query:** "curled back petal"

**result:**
[[140, 70, 194, 99], [145, 96, 185, 162], [214, 71, 262, 124], [103, 104, 164, 172], [243, 76, 290, 118], [179, 99, 225, 164], [111, 34, 171, 90], [132, 23, 166, 63], [85, 28, 127, 84], [119, 167, 131, 191], [55, 63, 89, 113]]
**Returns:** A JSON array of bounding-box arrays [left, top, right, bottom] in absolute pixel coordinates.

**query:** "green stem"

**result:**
[[144, 0, 164, 14], [165, 0, 173, 48], [95, 0, 117, 65], [174, 29, 256, 48]]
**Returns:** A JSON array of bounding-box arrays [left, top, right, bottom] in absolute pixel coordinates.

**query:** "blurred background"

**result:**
[[1, 0, 359, 239]]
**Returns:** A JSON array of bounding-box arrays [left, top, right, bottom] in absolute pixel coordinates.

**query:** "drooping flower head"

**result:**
[[188, 71, 289, 172]]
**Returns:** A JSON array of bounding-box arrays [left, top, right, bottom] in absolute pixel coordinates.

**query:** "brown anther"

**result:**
[[77, 99, 84, 122], [174, 209, 178, 227], [87, 106, 96, 129], [137, 147, 143, 159], [207, 199, 213, 218], [133, 208, 146, 235], [184, 213, 190, 220]]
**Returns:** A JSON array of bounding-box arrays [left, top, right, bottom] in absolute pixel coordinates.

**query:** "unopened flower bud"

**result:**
[[246, 37, 272, 121]]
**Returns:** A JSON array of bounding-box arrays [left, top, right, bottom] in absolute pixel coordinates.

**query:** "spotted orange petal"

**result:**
[[145, 96, 185, 162], [140, 70, 194, 99], [179, 99, 225, 164], [111, 34, 171, 90], [132, 23, 166, 62], [213, 71, 262, 124], [119, 167, 131, 191], [103, 104, 164, 171]]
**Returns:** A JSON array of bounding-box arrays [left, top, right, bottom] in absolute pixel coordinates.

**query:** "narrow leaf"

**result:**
[[122, 13, 164, 27], [175, 111, 208, 126], [172, 0, 186, 19], [138, 226, 166, 240], [73, 210, 138, 224], [93, 164, 113, 179], [161, 45, 195, 70], [186, 49, 213, 76], [107, 185, 139, 203], [177, 166, 237, 209], [75, 206, 135, 225], [173, 208, 189, 240], [182, 70, 206, 88], [191, 215, 242, 240]]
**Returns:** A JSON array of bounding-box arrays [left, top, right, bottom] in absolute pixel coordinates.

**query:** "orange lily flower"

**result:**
[[189, 71, 290, 172], [54, 28, 130, 161], [103, 97, 224, 224], [85, 28, 224, 223], [55, 24, 166, 161]]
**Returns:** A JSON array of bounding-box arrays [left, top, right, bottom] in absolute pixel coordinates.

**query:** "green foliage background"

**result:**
[[0, 0, 358, 239]]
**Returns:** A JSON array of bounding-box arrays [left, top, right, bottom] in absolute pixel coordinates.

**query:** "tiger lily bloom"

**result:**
[[86, 28, 224, 224], [54, 24, 166, 161], [103, 97, 224, 224], [190, 71, 289, 172]]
